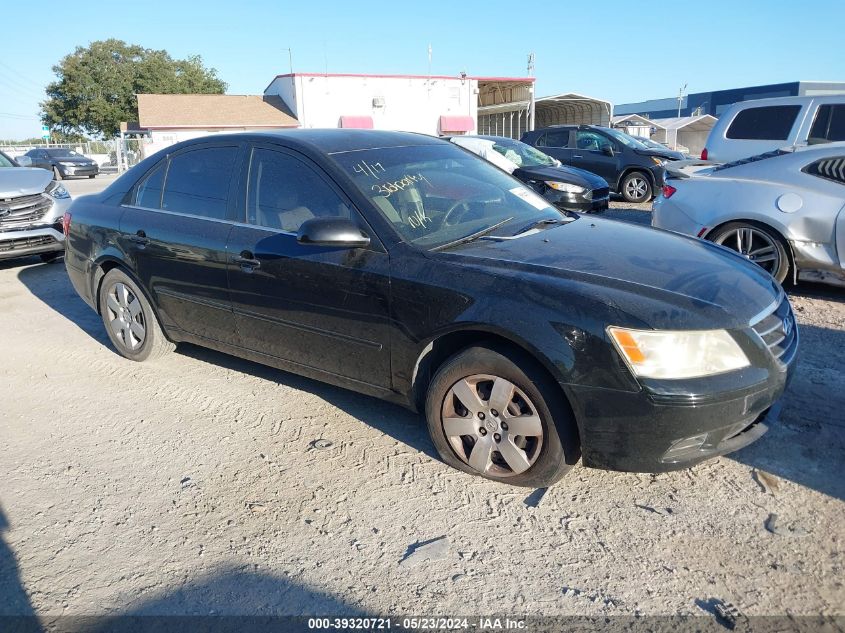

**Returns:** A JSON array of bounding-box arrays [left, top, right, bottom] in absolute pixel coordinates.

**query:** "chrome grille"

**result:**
[[752, 298, 797, 362], [0, 235, 57, 253], [0, 193, 53, 228]]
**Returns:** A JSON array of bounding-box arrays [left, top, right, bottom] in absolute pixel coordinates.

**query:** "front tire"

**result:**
[[620, 171, 652, 203], [88, 174, 96, 179], [708, 222, 790, 283], [424, 345, 579, 487], [98, 268, 175, 362]]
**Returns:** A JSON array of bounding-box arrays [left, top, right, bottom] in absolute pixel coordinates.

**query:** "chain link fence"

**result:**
[[0, 139, 146, 173]]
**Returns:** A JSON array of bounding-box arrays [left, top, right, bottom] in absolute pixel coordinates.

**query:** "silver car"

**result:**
[[652, 145, 845, 286], [0, 151, 72, 262]]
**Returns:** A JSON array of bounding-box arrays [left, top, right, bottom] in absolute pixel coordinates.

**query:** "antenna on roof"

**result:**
[[283, 48, 293, 74], [527, 52, 535, 76]]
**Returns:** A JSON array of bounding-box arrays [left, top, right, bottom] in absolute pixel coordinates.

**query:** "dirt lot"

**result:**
[[1, 190, 843, 623]]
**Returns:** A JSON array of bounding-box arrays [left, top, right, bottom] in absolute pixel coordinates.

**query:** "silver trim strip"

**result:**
[[120, 204, 296, 236], [748, 296, 781, 327]]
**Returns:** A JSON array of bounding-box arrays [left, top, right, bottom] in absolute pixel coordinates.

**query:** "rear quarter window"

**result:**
[[803, 156, 845, 185], [726, 105, 802, 140]]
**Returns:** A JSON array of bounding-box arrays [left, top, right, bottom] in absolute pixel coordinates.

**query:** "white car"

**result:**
[[701, 95, 845, 162], [652, 145, 845, 286]]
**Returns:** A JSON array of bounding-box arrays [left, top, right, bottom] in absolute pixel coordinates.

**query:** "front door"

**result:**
[[572, 130, 620, 185], [226, 145, 392, 388], [120, 143, 242, 346]]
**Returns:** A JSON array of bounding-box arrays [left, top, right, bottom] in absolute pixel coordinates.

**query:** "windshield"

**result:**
[[0, 152, 15, 168], [488, 138, 557, 168], [47, 148, 80, 158], [636, 137, 665, 150], [331, 144, 564, 250], [604, 128, 648, 149]]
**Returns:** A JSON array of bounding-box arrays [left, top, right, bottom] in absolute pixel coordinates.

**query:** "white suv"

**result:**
[[701, 95, 845, 162]]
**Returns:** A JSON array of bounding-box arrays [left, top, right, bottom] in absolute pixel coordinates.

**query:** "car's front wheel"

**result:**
[[620, 171, 652, 203], [425, 345, 579, 487], [708, 222, 790, 283], [98, 268, 175, 362]]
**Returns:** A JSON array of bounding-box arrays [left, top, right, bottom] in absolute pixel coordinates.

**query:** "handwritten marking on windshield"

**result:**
[[371, 173, 432, 198], [353, 160, 386, 179]]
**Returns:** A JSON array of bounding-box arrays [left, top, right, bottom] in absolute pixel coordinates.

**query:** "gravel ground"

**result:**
[[0, 191, 843, 624]]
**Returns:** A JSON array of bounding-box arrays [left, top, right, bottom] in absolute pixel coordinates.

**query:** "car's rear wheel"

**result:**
[[620, 171, 652, 203], [52, 166, 63, 181], [98, 268, 175, 362], [425, 345, 579, 487], [708, 222, 790, 283]]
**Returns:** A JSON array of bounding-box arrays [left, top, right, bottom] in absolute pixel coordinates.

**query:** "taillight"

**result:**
[[62, 212, 71, 237], [700, 148, 708, 160], [662, 184, 677, 199]]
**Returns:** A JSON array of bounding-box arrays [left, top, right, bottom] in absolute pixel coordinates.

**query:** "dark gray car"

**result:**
[[25, 147, 99, 180]]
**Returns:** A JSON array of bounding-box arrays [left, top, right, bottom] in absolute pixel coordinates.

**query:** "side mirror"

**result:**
[[15, 156, 32, 167], [602, 145, 615, 157], [297, 217, 370, 248]]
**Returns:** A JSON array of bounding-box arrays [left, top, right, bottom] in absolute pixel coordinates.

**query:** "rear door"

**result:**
[[534, 129, 573, 165], [807, 104, 845, 144], [226, 143, 393, 388], [120, 142, 242, 345], [573, 130, 619, 185]]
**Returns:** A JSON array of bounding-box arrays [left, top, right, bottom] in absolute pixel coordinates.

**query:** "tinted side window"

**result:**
[[809, 104, 845, 142], [135, 164, 165, 209], [537, 130, 570, 148], [726, 105, 801, 140], [576, 131, 613, 152], [246, 148, 351, 232], [161, 147, 237, 219]]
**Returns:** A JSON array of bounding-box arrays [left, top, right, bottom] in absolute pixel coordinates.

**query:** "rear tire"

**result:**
[[708, 221, 790, 283], [424, 344, 579, 487], [98, 268, 175, 362], [620, 171, 652, 203]]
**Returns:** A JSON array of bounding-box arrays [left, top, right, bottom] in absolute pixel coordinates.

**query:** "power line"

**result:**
[[0, 60, 49, 92]]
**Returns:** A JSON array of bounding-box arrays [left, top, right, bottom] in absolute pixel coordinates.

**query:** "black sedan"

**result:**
[[449, 135, 609, 212], [64, 130, 797, 487], [24, 147, 99, 179]]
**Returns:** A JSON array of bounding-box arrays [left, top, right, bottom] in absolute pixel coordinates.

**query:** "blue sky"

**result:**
[[1, 0, 843, 139]]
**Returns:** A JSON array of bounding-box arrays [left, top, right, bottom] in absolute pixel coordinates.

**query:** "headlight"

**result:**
[[545, 181, 585, 194], [59, 161, 76, 166], [650, 156, 666, 166], [608, 327, 749, 379], [46, 180, 70, 200]]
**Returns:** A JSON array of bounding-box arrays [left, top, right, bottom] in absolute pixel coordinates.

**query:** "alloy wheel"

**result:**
[[441, 374, 543, 477], [105, 282, 146, 351], [713, 226, 781, 275], [625, 177, 648, 201]]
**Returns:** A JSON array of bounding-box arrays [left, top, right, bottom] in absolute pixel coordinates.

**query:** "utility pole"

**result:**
[[677, 83, 687, 118], [283, 48, 293, 74], [527, 52, 536, 132]]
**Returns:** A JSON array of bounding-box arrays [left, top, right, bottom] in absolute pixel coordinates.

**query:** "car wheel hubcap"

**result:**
[[714, 227, 780, 274], [626, 178, 648, 200], [441, 374, 543, 477], [105, 282, 146, 351]]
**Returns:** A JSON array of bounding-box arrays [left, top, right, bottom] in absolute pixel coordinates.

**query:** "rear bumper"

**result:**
[[566, 349, 797, 472], [0, 226, 64, 260]]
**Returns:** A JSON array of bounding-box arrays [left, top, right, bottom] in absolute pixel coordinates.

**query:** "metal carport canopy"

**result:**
[[535, 93, 613, 127], [649, 115, 718, 133]]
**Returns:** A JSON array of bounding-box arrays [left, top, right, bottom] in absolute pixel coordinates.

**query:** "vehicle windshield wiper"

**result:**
[[432, 217, 514, 251], [512, 216, 571, 236]]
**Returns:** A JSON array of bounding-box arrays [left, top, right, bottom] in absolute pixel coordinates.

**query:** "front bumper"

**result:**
[[566, 316, 798, 472], [547, 191, 610, 214], [58, 164, 98, 177], [0, 226, 65, 260]]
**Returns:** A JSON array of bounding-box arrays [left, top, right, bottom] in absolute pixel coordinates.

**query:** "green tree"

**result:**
[[41, 39, 227, 138]]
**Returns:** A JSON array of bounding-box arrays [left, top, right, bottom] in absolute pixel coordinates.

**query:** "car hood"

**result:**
[[635, 148, 686, 161], [54, 156, 95, 164], [514, 164, 608, 189], [0, 167, 52, 198], [440, 217, 780, 330]]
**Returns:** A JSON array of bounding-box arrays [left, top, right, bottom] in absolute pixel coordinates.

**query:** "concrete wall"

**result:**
[[265, 74, 477, 135]]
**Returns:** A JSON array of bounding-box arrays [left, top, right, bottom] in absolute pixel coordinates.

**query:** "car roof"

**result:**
[[724, 94, 845, 111], [455, 134, 522, 143], [179, 129, 447, 155]]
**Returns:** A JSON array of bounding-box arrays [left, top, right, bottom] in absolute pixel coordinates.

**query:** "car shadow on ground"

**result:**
[[729, 322, 845, 502], [0, 505, 38, 623], [16, 260, 845, 500], [15, 260, 437, 462]]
